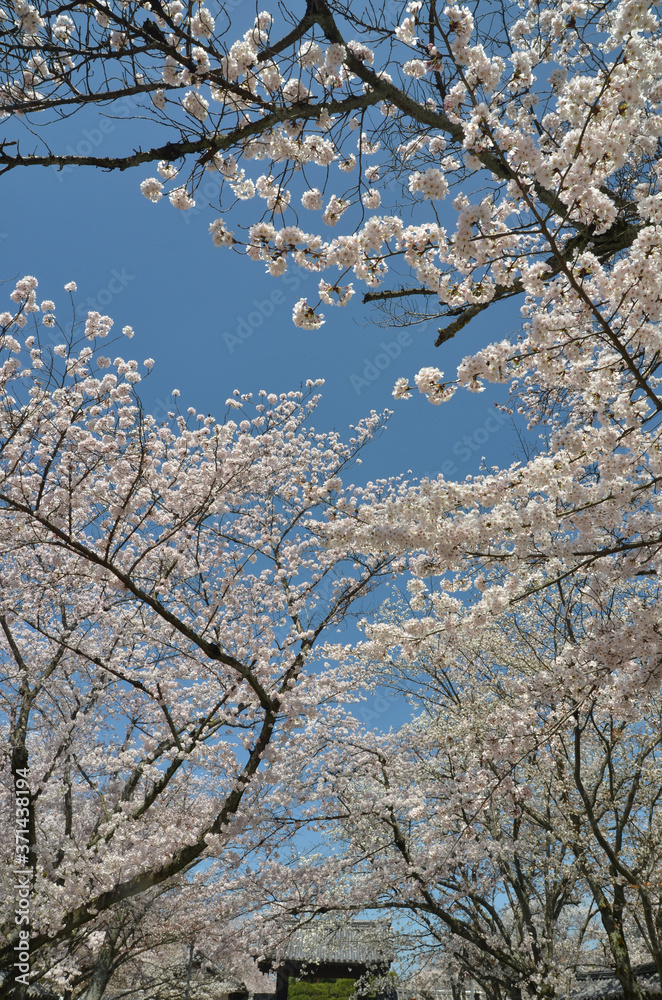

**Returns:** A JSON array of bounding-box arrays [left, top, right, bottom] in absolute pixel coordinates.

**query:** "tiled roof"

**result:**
[[571, 963, 661, 1000], [264, 920, 395, 967], [0, 974, 59, 999]]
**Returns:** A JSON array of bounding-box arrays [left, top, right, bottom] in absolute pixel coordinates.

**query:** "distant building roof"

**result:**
[[259, 920, 395, 973], [571, 963, 661, 1000], [0, 973, 59, 999]]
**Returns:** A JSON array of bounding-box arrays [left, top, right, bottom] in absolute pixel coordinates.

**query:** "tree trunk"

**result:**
[[82, 919, 122, 1000]]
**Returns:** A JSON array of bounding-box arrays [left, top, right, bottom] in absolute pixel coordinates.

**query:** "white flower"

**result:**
[[162, 56, 182, 86], [303, 135, 335, 166], [157, 160, 178, 180], [85, 311, 113, 340], [152, 89, 167, 109], [209, 218, 235, 247], [358, 132, 380, 155], [301, 188, 323, 210], [110, 30, 127, 50], [318, 280, 355, 306], [192, 46, 211, 73], [347, 40, 374, 65], [414, 366, 453, 404], [16, 2, 44, 37], [403, 59, 427, 78], [408, 167, 448, 200], [140, 177, 164, 202], [215, 154, 238, 176], [414, 366, 443, 392], [292, 298, 325, 329], [362, 188, 381, 209], [299, 40, 323, 67], [255, 10, 272, 29], [393, 377, 412, 400], [230, 174, 256, 200], [64, 281, 77, 292], [276, 226, 306, 248], [259, 61, 282, 91], [255, 174, 290, 212], [395, 15, 418, 44], [322, 195, 348, 226], [282, 79, 311, 104], [169, 187, 195, 210], [191, 7, 214, 38], [11, 276, 38, 300], [325, 42, 345, 69], [182, 90, 209, 121], [316, 108, 334, 130], [93, 4, 109, 28], [52, 13, 74, 42]]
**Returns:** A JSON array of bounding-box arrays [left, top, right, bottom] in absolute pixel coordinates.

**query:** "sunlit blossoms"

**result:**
[[3, 0, 662, 994], [182, 89, 209, 121], [301, 188, 323, 210], [140, 177, 163, 202], [0, 278, 396, 998], [408, 167, 448, 200], [168, 185, 195, 209], [292, 297, 324, 329]]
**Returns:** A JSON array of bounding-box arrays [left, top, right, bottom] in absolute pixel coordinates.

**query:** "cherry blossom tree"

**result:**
[[0, 275, 397, 1000], [0, 0, 656, 338], [298, 582, 662, 1000], [2, 0, 661, 596], [3, 1, 662, 990], [3, 0, 661, 620]]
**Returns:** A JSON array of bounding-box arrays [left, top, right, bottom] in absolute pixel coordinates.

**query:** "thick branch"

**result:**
[[0, 90, 382, 174]]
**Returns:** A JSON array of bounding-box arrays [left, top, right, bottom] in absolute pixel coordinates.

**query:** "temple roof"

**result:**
[[0, 974, 59, 999], [570, 963, 661, 1000], [259, 920, 395, 972]]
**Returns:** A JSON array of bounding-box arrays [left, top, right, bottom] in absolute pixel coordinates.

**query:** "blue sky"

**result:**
[[4, 107, 523, 488]]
